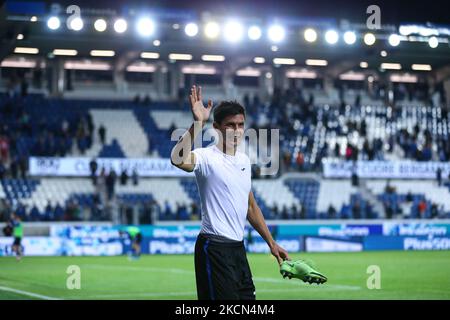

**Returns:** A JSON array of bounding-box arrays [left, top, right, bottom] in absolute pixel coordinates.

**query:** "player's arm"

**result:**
[[170, 85, 213, 172], [247, 191, 290, 264]]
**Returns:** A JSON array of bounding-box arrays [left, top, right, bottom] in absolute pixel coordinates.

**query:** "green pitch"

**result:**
[[1, 251, 449, 300]]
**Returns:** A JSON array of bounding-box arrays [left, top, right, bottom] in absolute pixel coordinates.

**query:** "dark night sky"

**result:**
[[47, 0, 450, 25]]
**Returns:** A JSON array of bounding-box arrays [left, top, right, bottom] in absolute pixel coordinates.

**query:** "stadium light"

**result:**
[[169, 53, 193, 61], [204, 21, 220, 39], [153, 40, 160, 46], [94, 19, 107, 32], [380, 50, 387, 57], [360, 61, 369, 68], [381, 63, 401, 70], [53, 49, 78, 56], [30, 16, 37, 22], [305, 59, 328, 66], [411, 64, 432, 71], [1, 59, 36, 68], [390, 73, 417, 83], [236, 67, 261, 77], [69, 17, 83, 31], [201, 55, 225, 62], [47, 16, 61, 30], [254, 57, 265, 64], [325, 30, 338, 44], [343, 31, 356, 45], [224, 20, 244, 43], [182, 64, 216, 74], [388, 34, 401, 47], [90, 50, 115, 57], [428, 36, 438, 48], [114, 18, 127, 33], [185, 23, 199, 37], [286, 69, 317, 79], [339, 72, 365, 81], [248, 26, 262, 40], [126, 63, 156, 73], [268, 24, 285, 43], [364, 33, 376, 46], [136, 17, 155, 37], [64, 61, 111, 71], [17, 34, 24, 40], [273, 58, 296, 65], [14, 47, 39, 54], [140, 52, 160, 59], [304, 28, 317, 43]]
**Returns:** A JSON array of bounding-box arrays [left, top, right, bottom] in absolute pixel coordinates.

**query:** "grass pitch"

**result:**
[[0, 251, 449, 300]]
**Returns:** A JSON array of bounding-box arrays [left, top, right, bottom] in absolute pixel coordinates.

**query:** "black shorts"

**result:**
[[13, 237, 21, 246], [194, 233, 255, 300]]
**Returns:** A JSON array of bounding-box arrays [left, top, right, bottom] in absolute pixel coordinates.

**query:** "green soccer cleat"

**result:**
[[280, 259, 328, 285]]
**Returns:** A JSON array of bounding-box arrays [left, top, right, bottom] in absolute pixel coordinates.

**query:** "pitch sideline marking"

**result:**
[[0, 285, 61, 300], [85, 264, 361, 291]]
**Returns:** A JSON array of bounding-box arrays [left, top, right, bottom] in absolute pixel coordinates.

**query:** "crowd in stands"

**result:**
[[0, 91, 110, 177], [1, 77, 449, 223]]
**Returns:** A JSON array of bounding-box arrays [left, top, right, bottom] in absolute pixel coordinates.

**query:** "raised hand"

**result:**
[[189, 85, 213, 123]]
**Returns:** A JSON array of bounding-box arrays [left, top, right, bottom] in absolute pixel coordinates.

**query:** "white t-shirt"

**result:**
[[192, 144, 252, 241]]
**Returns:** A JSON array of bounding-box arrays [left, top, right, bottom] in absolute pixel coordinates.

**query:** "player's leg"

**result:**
[[236, 246, 256, 300], [13, 237, 22, 260], [194, 235, 240, 300], [135, 233, 142, 257]]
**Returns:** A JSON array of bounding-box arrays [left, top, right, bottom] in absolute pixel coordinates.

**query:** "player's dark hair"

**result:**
[[213, 100, 246, 124]]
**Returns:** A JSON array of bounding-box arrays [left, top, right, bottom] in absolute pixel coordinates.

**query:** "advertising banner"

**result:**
[[29, 157, 193, 177], [323, 159, 450, 179]]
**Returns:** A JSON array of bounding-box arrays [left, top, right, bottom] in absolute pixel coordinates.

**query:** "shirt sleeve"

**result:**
[[192, 148, 209, 177]]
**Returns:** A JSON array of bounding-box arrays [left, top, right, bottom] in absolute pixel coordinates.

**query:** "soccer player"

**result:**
[[170, 85, 290, 300], [121, 225, 142, 260], [10, 213, 23, 261]]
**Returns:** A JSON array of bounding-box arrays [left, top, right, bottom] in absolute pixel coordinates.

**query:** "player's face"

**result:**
[[215, 114, 245, 148]]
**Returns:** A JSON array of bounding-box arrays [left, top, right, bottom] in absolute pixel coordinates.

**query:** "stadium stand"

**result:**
[[1, 87, 450, 222]]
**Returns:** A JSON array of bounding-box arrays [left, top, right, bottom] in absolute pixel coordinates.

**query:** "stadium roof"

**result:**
[[1, 0, 449, 78]]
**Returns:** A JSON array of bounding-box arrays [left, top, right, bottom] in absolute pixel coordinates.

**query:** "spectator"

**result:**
[[400, 201, 413, 219], [271, 203, 279, 219], [0, 135, 9, 162], [291, 204, 299, 219], [133, 94, 141, 105], [418, 200, 427, 219], [300, 204, 306, 220], [281, 205, 289, 219], [327, 204, 337, 219], [89, 158, 98, 185], [352, 200, 361, 219], [406, 191, 413, 202], [132, 167, 139, 186], [384, 201, 394, 219], [190, 202, 199, 220], [143, 95, 152, 106], [105, 169, 117, 201], [98, 124, 106, 145], [120, 169, 128, 185], [430, 203, 439, 219], [295, 152, 304, 171], [436, 167, 442, 186]]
